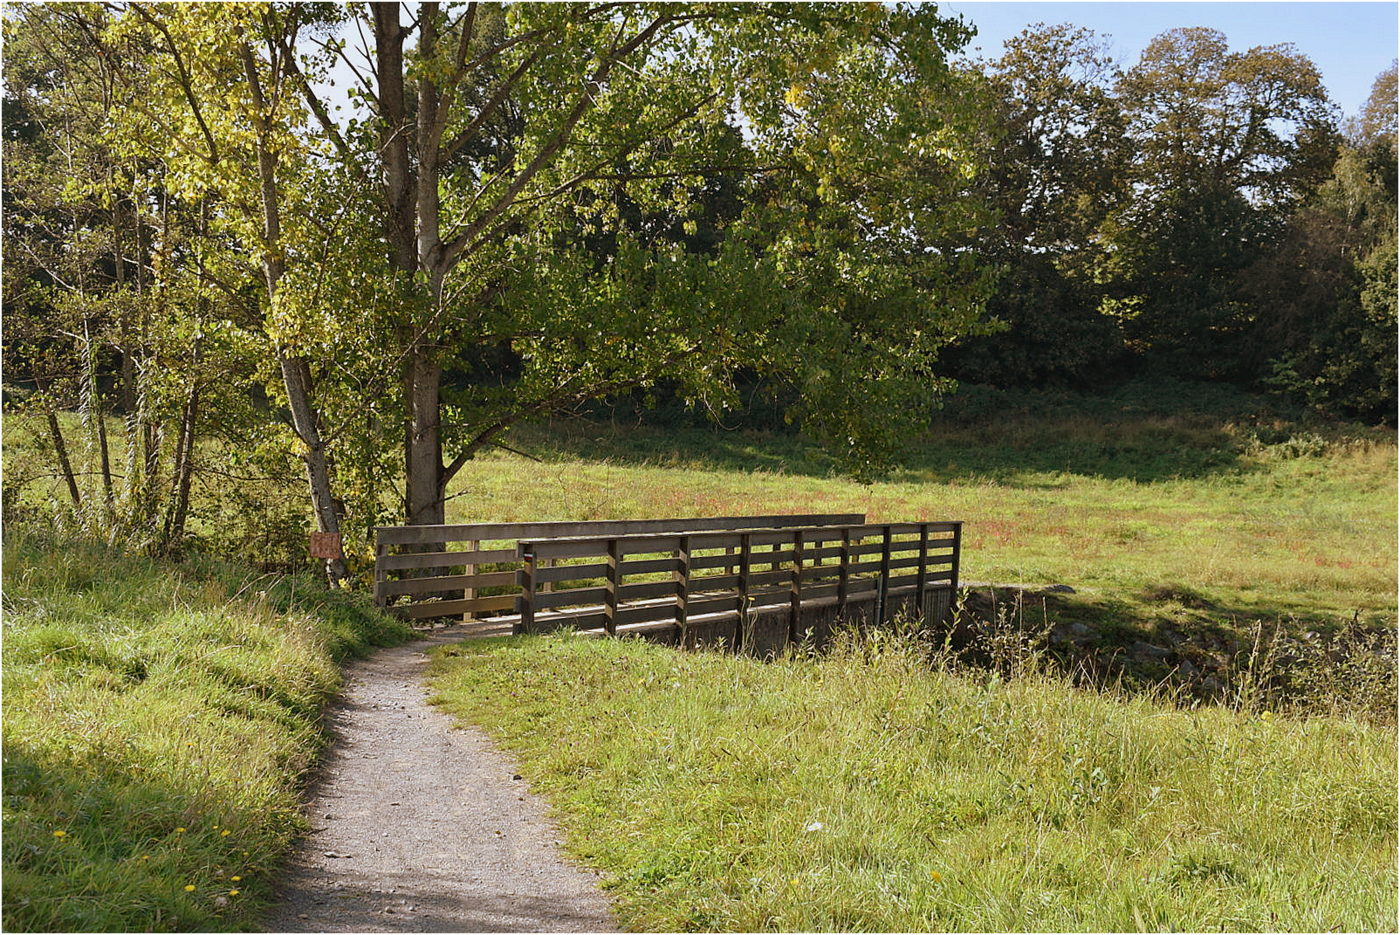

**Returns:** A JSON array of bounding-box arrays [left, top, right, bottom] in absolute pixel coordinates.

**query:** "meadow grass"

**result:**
[[428, 631, 1398, 932], [1, 528, 412, 932], [446, 381, 1395, 632]]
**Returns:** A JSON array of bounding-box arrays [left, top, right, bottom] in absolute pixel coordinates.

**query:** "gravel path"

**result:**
[[263, 627, 618, 933]]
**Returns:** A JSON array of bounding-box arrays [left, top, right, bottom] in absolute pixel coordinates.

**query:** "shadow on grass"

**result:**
[[947, 585, 1397, 723], [505, 378, 1383, 484], [1, 741, 289, 933]]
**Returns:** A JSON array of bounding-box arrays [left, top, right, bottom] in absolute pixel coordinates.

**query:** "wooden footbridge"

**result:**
[[374, 514, 961, 653]]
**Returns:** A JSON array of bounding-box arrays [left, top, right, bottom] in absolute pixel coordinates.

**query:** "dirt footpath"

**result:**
[[263, 628, 618, 933]]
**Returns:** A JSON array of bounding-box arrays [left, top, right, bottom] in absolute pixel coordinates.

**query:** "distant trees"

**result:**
[[1243, 63, 1397, 421], [1110, 27, 1336, 374], [942, 25, 1393, 423], [944, 24, 1129, 385]]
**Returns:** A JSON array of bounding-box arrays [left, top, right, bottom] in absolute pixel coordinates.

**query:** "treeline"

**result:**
[[945, 26, 1396, 422], [2, 4, 1394, 575]]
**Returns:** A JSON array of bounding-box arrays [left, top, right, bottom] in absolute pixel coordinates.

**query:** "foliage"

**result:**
[[428, 633, 1396, 931], [1108, 28, 1338, 372], [942, 24, 1129, 386], [0, 527, 410, 932], [1249, 63, 1398, 422]]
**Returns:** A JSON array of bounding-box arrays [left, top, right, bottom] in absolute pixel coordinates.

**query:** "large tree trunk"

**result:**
[[403, 347, 444, 527], [373, 2, 446, 531]]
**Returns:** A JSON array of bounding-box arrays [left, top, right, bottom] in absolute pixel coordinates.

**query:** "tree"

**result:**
[[1109, 27, 1337, 372], [278, 1, 993, 521], [942, 24, 1129, 386], [1242, 62, 1397, 422]]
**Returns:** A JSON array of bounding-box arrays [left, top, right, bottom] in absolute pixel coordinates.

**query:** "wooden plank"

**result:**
[[615, 604, 675, 627], [525, 527, 849, 560], [518, 546, 535, 633], [399, 594, 517, 619], [604, 539, 619, 635], [676, 536, 690, 630], [376, 514, 868, 546], [686, 594, 744, 617], [380, 570, 518, 597], [373, 541, 388, 607], [534, 586, 607, 610], [380, 547, 517, 571], [789, 532, 802, 642], [535, 561, 609, 584], [746, 568, 788, 588], [531, 610, 608, 634], [618, 556, 676, 576], [688, 572, 739, 592], [618, 580, 676, 601], [687, 553, 739, 571]]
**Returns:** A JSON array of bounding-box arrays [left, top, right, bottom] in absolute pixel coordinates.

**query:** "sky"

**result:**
[[939, 2, 1398, 119]]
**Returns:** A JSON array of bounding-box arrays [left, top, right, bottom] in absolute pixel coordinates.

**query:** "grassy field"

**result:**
[[428, 632, 1397, 932], [1, 529, 410, 932], [449, 381, 1395, 625]]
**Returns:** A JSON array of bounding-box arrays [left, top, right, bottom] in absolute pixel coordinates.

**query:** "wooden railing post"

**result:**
[[789, 529, 803, 644], [463, 539, 477, 621], [837, 528, 850, 613], [374, 537, 388, 608], [916, 523, 929, 620], [950, 522, 962, 593], [675, 535, 690, 639], [878, 524, 892, 625], [604, 538, 619, 636], [517, 544, 536, 635], [738, 532, 752, 651]]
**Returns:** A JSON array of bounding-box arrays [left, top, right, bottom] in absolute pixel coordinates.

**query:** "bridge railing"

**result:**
[[514, 521, 962, 643], [373, 514, 865, 621]]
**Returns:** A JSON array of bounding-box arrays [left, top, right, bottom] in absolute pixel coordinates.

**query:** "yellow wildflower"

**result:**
[[231, 876, 241, 882], [229, 889, 240, 896], [184, 885, 196, 892], [175, 827, 186, 834], [221, 830, 230, 837], [930, 870, 942, 882], [52, 830, 66, 838]]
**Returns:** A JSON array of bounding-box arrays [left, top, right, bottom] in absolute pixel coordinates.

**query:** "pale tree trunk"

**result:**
[[240, 40, 349, 585]]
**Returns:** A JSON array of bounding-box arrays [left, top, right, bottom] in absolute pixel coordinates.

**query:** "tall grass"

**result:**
[[1, 528, 411, 932], [429, 632, 1398, 932]]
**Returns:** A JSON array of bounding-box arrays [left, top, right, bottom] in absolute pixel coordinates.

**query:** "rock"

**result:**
[[1177, 659, 1199, 678], [1202, 675, 1223, 695], [1130, 640, 1172, 660], [1068, 623, 1092, 639], [1041, 584, 1076, 594]]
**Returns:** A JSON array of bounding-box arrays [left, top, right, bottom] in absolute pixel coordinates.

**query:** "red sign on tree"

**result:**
[[309, 532, 343, 560]]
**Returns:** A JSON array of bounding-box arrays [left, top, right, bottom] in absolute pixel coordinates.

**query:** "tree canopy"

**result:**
[[4, 4, 1394, 577]]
